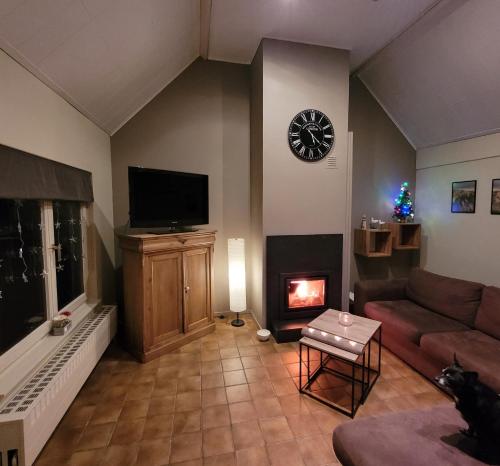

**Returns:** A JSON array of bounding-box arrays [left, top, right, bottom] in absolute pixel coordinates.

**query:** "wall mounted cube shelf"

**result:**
[[354, 229, 392, 257], [388, 223, 421, 250]]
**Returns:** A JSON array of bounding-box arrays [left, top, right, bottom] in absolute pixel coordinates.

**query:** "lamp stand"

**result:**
[[231, 312, 245, 327]]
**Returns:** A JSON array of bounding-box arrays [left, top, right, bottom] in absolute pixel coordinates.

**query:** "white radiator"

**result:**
[[0, 306, 117, 466]]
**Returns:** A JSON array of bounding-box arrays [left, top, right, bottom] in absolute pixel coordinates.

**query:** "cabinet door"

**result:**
[[183, 248, 212, 332], [146, 252, 183, 348]]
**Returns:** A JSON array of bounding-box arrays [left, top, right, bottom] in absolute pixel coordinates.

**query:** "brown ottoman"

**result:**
[[332, 405, 491, 465]]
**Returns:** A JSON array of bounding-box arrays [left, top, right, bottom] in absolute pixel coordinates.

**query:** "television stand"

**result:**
[[147, 227, 199, 235], [118, 230, 216, 362]]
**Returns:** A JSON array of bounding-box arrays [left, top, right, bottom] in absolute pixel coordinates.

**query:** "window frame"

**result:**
[[0, 201, 89, 372]]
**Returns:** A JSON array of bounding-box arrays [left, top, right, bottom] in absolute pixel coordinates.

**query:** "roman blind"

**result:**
[[0, 144, 93, 202]]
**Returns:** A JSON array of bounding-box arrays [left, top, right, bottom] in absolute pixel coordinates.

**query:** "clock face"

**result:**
[[288, 109, 334, 162]]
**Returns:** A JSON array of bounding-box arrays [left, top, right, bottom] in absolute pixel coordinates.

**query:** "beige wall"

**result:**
[[0, 50, 115, 303], [349, 77, 417, 289], [416, 132, 500, 286], [111, 59, 250, 313], [249, 44, 264, 325], [250, 39, 351, 325], [262, 40, 350, 236]]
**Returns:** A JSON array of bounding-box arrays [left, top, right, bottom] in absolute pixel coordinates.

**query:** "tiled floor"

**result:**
[[35, 314, 451, 466]]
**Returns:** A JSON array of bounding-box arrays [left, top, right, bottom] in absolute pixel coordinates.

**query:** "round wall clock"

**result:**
[[288, 109, 334, 162]]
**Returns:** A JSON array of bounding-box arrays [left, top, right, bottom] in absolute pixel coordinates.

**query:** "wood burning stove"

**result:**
[[267, 234, 343, 342], [280, 272, 329, 321]]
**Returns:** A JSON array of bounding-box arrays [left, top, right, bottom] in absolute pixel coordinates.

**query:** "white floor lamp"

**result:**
[[228, 238, 246, 327]]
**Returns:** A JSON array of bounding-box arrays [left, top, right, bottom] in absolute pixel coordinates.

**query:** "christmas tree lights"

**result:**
[[393, 181, 415, 223]]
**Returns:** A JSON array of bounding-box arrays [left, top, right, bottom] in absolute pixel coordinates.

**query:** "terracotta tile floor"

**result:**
[[35, 314, 451, 466]]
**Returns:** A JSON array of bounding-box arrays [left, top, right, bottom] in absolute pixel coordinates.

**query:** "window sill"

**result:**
[[0, 300, 101, 403]]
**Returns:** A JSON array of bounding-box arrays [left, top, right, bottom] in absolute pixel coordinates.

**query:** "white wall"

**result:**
[[416, 132, 500, 286], [0, 50, 115, 302]]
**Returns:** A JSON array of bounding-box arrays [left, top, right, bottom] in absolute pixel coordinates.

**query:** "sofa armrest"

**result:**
[[354, 279, 408, 316]]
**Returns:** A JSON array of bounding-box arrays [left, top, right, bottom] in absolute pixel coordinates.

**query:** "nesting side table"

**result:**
[[299, 309, 382, 418]]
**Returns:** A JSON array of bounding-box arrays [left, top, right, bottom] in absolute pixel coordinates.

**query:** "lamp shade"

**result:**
[[228, 238, 246, 312]]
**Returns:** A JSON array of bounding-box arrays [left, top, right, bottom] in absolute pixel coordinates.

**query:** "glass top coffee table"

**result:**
[[299, 309, 382, 418]]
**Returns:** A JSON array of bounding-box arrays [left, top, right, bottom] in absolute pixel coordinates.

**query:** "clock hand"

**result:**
[[307, 129, 320, 145]]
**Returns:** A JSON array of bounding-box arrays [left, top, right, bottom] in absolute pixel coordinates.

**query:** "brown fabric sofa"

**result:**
[[354, 268, 500, 392], [332, 405, 491, 466]]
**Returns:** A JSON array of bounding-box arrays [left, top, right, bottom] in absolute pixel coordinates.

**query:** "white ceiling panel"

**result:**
[[0, 0, 200, 134], [208, 0, 438, 68], [358, 0, 500, 149]]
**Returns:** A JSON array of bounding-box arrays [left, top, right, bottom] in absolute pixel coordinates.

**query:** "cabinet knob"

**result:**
[[185, 286, 190, 293]]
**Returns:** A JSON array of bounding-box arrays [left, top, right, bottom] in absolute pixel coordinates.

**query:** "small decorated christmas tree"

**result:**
[[393, 181, 414, 223]]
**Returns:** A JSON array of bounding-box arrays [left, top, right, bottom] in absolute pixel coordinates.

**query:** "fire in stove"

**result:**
[[287, 278, 326, 309]]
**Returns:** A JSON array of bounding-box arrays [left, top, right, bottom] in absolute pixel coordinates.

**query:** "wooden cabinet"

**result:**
[[119, 230, 216, 362]]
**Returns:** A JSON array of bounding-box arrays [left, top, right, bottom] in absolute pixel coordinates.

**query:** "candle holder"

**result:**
[[338, 311, 353, 327]]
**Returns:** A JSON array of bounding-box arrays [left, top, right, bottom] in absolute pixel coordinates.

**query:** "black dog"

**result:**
[[436, 356, 500, 460]]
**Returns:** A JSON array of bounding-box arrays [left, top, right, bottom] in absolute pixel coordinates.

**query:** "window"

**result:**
[[53, 201, 84, 310], [0, 200, 46, 355], [0, 199, 87, 359]]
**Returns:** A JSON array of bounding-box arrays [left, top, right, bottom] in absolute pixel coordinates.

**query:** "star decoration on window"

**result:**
[[56, 264, 64, 272], [69, 236, 77, 243], [55, 221, 61, 229], [68, 218, 76, 225]]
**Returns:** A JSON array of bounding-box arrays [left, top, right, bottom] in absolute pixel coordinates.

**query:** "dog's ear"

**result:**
[[453, 353, 462, 368], [464, 371, 479, 384]]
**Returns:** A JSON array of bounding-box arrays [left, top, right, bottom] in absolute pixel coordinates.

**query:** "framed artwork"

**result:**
[[451, 180, 477, 213], [492, 179, 500, 215]]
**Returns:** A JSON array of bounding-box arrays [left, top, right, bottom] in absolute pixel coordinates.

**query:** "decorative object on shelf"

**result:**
[[370, 217, 379, 229], [256, 329, 271, 342], [338, 311, 353, 327], [393, 181, 414, 222], [451, 180, 477, 213], [51, 314, 72, 336], [360, 215, 367, 230], [491, 179, 500, 215], [288, 109, 334, 162], [228, 238, 246, 327]]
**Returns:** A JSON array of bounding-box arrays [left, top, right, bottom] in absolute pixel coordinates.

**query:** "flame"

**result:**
[[288, 278, 325, 309]]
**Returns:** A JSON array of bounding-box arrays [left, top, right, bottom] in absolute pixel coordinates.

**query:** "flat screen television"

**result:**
[[128, 166, 209, 229]]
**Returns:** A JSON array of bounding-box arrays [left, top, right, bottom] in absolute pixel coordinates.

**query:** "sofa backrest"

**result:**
[[474, 286, 500, 340], [406, 268, 484, 326]]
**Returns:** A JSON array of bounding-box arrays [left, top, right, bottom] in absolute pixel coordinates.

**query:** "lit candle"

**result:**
[[338, 311, 353, 327]]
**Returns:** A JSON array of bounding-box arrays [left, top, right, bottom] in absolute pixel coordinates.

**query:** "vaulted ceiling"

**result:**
[[1, 0, 499, 150], [357, 0, 500, 149]]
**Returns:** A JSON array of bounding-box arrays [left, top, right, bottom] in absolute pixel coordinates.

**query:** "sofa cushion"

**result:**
[[365, 300, 469, 345], [420, 330, 500, 393], [332, 405, 484, 466], [406, 268, 484, 326], [474, 286, 500, 340]]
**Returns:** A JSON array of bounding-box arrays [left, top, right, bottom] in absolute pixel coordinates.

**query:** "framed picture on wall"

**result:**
[[492, 179, 500, 215], [451, 180, 477, 213]]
